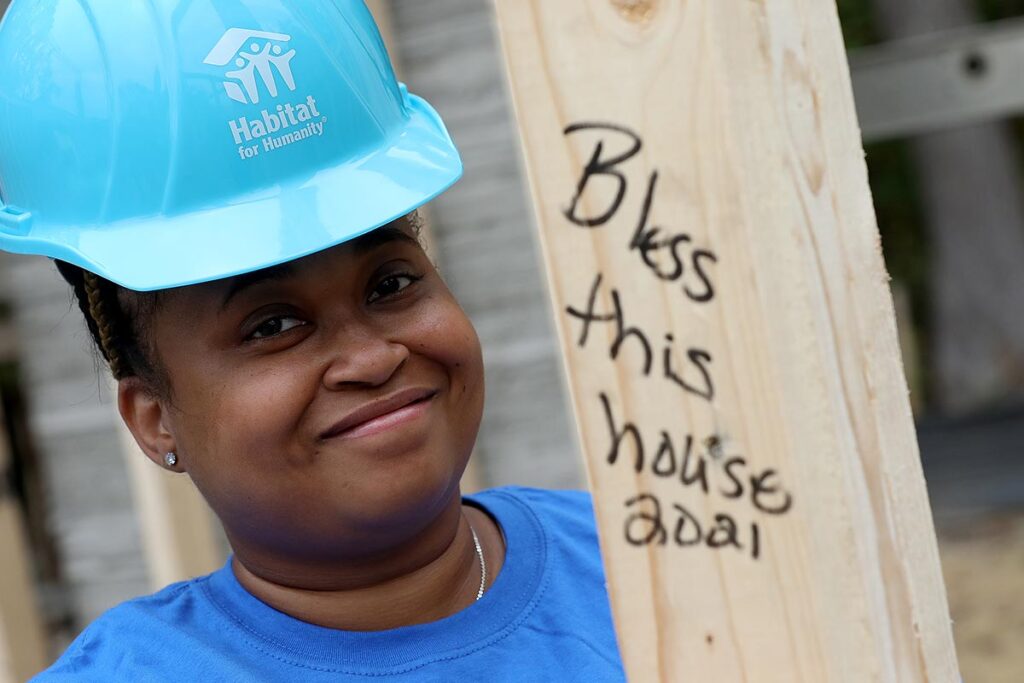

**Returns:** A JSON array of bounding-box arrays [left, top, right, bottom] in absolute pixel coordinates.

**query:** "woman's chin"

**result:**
[[289, 454, 463, 538]]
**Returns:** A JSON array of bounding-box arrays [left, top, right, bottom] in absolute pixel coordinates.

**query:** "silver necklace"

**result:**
[[469, 523, 486, 601]]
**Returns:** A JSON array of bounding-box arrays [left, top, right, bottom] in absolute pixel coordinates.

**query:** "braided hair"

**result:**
[[54, 261, 164, 392]]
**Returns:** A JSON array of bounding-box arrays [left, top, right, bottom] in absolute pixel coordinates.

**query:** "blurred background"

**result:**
[[0, 0, 1021, 680]]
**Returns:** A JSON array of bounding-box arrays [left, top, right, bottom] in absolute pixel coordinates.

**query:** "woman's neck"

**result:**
[[230, 500, 505, 631]]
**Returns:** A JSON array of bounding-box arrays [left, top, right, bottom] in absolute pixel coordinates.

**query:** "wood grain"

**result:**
[[493, 0, 959, 680]]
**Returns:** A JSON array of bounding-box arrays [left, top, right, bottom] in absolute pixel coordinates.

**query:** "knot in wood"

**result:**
[[611, 0, 657, 23]]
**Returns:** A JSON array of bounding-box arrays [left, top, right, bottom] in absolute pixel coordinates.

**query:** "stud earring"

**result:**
[[164, 452, 178, 467]]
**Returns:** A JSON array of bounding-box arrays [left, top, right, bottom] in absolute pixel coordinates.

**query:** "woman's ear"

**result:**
[[117, 378, 180, 472]]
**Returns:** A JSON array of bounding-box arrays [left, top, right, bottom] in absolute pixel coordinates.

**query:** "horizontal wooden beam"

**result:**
[[851, 17, 1024, 142]]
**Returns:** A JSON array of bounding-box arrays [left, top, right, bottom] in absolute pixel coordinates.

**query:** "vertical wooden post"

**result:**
[[0, 404, 47, 683], [493, 0, 958, 681]]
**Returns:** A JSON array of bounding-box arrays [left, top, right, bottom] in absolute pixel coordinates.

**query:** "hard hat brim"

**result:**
[[0, 94, 462, 292]]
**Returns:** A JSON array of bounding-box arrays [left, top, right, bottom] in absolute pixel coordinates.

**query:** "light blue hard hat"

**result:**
[[0, 0, 462, 291]]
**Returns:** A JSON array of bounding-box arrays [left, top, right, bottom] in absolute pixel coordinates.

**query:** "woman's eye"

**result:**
[[368, 274, 419, 303], [248, 316, 306, 340]]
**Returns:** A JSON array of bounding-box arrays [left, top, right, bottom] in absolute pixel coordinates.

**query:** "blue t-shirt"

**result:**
[[34, 487, 626, 681]]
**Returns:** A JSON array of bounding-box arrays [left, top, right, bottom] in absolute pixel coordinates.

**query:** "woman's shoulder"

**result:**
[[31, 574, 218, 681]]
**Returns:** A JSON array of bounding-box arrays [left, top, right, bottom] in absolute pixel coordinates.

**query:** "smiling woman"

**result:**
[[69, 214, 492, 627], [0, 0, 625, 680]]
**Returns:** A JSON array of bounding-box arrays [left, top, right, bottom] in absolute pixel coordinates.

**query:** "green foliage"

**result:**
[[0, 361, 20, 400], [834, 0, 929, 295], [863, 139, 930, 325], [836, 0, 880, 49], [977, 0, 1024, 21]]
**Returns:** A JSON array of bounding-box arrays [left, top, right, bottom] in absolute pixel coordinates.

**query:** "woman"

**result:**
[[0, 0, 624, 680]]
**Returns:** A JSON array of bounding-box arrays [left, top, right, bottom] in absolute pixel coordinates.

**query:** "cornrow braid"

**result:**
[[54, 261, 166, 393], [82, 271, 130, 380], [54, 261, 140, 381]]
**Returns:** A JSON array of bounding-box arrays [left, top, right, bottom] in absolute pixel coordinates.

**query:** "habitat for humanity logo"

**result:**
[[204, 28, 328, 161]]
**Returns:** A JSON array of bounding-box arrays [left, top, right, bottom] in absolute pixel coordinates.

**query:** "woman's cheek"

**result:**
[[429, 299, 485, 411], [178, 364, 314, 475]]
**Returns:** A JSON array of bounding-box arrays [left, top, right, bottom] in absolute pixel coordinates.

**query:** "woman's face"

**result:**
[[140, 220, 485, 565]]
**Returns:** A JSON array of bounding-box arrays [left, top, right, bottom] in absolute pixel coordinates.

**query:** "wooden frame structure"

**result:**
[[851, 16, 1024, 142]]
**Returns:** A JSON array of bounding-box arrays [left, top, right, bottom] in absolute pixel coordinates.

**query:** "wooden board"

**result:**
[[0, 404, 47, 682], [492, 0, 959, 680]]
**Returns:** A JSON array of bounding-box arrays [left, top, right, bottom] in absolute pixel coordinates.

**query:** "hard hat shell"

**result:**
[[0, 0, 462, 291]]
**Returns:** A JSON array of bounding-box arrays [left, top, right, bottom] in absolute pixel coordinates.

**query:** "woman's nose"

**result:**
[[321, 329, 410, 390]]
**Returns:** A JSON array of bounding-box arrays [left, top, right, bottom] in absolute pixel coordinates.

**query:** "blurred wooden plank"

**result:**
[[493, 0, 958, 680], [852, 17, 1024, 142], [0, 404, 47, 683], [0, 500, 48, 683]]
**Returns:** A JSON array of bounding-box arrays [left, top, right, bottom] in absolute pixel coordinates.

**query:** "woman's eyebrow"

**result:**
[[349, 224, 421, 254], [219, 262, 298, 311], [217, 226, 418, 311]]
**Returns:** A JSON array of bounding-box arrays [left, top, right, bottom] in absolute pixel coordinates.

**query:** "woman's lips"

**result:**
[[320, 388, 437, 441], [341, 397, 433, 440]]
